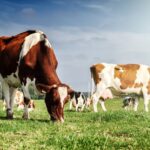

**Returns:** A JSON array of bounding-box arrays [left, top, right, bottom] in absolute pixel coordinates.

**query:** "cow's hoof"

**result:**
[[22, 114, 29, 120], [6, 114, 13, 120], [6, 109, 13, 120]]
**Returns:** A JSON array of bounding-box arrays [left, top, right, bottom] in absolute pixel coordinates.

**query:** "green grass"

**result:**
[[0, 99, 150, 150]]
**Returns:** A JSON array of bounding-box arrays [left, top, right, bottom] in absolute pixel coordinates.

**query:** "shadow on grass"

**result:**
[[0, 116, 50, 123], [65, 109, 91, 113], [0, 116, 7, 120]]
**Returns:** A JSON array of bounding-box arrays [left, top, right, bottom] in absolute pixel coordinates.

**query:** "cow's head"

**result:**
[[37, 83, 73, 122]]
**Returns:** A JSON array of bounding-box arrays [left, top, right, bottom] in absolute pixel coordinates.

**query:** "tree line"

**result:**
[[0, 84, 44, 100]]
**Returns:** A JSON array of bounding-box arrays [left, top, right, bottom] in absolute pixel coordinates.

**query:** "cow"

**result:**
[[2, 90, 35, 111], [122, 96, 137, 110], [0, 30, 73, 122], [14, 90, 35, 111], [69, 91, 86, 111], [90, 63, 150, 112]]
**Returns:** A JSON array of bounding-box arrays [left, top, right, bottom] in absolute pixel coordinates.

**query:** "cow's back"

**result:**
[[113, 64, 150, 93], [0, 30, 36, 78]]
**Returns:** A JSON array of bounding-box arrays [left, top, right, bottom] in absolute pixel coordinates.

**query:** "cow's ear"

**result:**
[[67, 86, 74, 95], [36, 83, 57, 93]]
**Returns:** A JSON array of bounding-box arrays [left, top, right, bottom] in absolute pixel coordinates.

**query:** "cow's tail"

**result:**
[[90, 67, 94, 98]]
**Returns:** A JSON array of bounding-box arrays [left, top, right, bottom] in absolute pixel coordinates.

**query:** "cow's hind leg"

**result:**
[[2, 82, 12, 119], [99, 100, 107, 111], [92, 95, 99, 112], [144, 98, 149, 112], [133, 98, 139, 111]]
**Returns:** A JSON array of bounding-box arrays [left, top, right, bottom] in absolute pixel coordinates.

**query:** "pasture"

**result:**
[[0, 99, 150, 149]]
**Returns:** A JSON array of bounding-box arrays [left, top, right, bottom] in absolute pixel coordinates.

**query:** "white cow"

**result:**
[[90, 63, 150, 112]]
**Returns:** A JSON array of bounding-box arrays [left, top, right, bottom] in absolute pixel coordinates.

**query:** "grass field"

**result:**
[[0, 99, 150, 150]]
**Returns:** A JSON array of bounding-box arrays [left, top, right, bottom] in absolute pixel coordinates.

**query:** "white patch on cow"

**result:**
[[135, 65, 149, 84], [19, 31, 48, 63], [36, 30, 44, 34], [58, 87, 67, 107], [45, 38, 52, 48], [19, 31, 52, 64]]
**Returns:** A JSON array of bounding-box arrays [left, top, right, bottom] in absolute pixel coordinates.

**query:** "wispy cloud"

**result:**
[[21, 8, 36, 16], [83, 4, 111, 13]]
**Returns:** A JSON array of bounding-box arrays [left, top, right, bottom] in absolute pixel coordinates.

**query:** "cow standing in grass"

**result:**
[[69, 91, 86, 111], [90, 63, 150, 112], [0, 30, 73, 122]]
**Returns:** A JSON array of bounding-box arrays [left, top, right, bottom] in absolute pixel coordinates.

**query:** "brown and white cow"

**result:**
[[0, 30, 73, 122], [90, 63, 150, 112]]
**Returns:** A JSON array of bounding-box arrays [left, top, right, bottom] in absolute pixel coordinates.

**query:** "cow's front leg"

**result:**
[[22, 97, 30, 119], [144, 98, 149, 112], [92, 95, 99, 112], [22, 85, 31, 119], [99, 100, 107, 111], [133, 98, 139, 111]]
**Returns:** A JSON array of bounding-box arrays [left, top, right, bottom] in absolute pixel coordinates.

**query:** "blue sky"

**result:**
[[1, 0, 150, 91]]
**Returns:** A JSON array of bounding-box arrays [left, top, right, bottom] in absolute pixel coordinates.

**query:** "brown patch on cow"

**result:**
[[90, 64, 105, 84], [114, 64, 140, 89]]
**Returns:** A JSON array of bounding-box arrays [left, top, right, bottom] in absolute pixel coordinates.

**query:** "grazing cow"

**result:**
[[90, 63, 150, 112], [69, 92, 86, 111], [122, 96, 137, 110], [0, 30, 73, 122]]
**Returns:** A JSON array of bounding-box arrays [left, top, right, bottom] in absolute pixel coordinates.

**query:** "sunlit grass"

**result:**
[[0, 98, 150, 149]]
